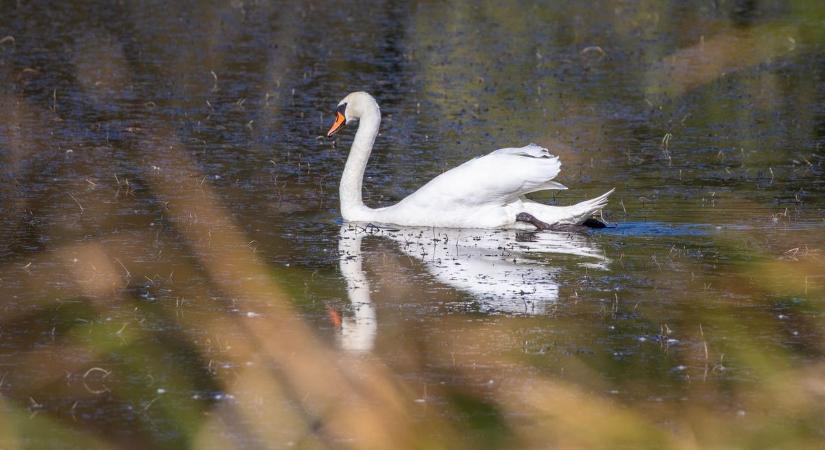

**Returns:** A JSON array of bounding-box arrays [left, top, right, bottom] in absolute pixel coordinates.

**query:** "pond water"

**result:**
[[1, 1, 824, 449]]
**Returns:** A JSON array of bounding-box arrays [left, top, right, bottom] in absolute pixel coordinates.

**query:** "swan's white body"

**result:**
[[332, 92, 613, 229]]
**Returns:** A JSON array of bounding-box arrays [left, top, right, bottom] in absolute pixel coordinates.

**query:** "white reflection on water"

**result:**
[[337, 225, 378, 353], [337, 224, 608, 352]]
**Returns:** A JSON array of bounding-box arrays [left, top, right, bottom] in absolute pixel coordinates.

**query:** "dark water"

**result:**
[[1, 1, 824, 449]]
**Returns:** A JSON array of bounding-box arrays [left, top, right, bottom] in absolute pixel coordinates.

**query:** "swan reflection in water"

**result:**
[[336, 223, 609, 352]]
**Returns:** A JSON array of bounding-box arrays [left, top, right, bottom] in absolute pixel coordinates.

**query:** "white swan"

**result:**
[[327, 91, 615, 230]]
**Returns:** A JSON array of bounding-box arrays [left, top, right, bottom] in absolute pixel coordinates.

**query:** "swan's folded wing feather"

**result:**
[[490, 143, 555, 159], [400, 144, 563, 208]]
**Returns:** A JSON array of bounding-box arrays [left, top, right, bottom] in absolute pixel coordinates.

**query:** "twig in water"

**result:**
[[82, 367, 111, 394], [210, 70, 218, 92], [142, 396, 160, 412], [83, 367, 111, 379], [67, 192, 84, 213], [114, 258, 131, 279], [661, 133, 673, 150], [580, 46, 606, 58]]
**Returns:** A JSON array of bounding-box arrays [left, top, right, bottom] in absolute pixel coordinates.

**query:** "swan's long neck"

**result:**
[[340, 104, 381, 220]]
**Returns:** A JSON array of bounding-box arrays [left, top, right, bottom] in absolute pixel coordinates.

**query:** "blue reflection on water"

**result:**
[[594, 221, 712, 237]]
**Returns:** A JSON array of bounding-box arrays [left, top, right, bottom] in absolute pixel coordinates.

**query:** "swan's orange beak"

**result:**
[[327, 111, 346, 137]]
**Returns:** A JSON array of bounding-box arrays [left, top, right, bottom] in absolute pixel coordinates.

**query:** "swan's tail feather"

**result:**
[[520, 188, 615, 227], [564, 188, 615, 224]]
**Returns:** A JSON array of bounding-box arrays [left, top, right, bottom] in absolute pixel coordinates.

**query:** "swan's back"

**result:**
[[397, 143, 564, 210]]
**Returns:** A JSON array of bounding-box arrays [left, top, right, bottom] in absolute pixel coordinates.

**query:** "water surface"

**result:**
[[1, 1, 824, 448]]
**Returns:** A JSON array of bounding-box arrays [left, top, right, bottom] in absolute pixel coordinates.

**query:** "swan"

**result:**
[[327, 91, 614, 230]]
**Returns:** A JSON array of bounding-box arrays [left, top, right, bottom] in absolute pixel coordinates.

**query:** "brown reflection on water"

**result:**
[[647, 24, 800, 98]]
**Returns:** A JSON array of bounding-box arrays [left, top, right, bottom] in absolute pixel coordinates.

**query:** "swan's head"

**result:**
[[326, 91, 379, 137]]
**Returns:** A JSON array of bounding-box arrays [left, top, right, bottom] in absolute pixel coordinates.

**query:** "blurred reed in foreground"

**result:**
[[1, 1, 824, 449]]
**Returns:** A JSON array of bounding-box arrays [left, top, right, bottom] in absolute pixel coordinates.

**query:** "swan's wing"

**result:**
[[489, 144, 568, 193], [401, 143, 566, 208]]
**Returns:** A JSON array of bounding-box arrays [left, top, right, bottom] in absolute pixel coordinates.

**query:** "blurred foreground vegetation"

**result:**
[[1, 0, 824, 449]]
